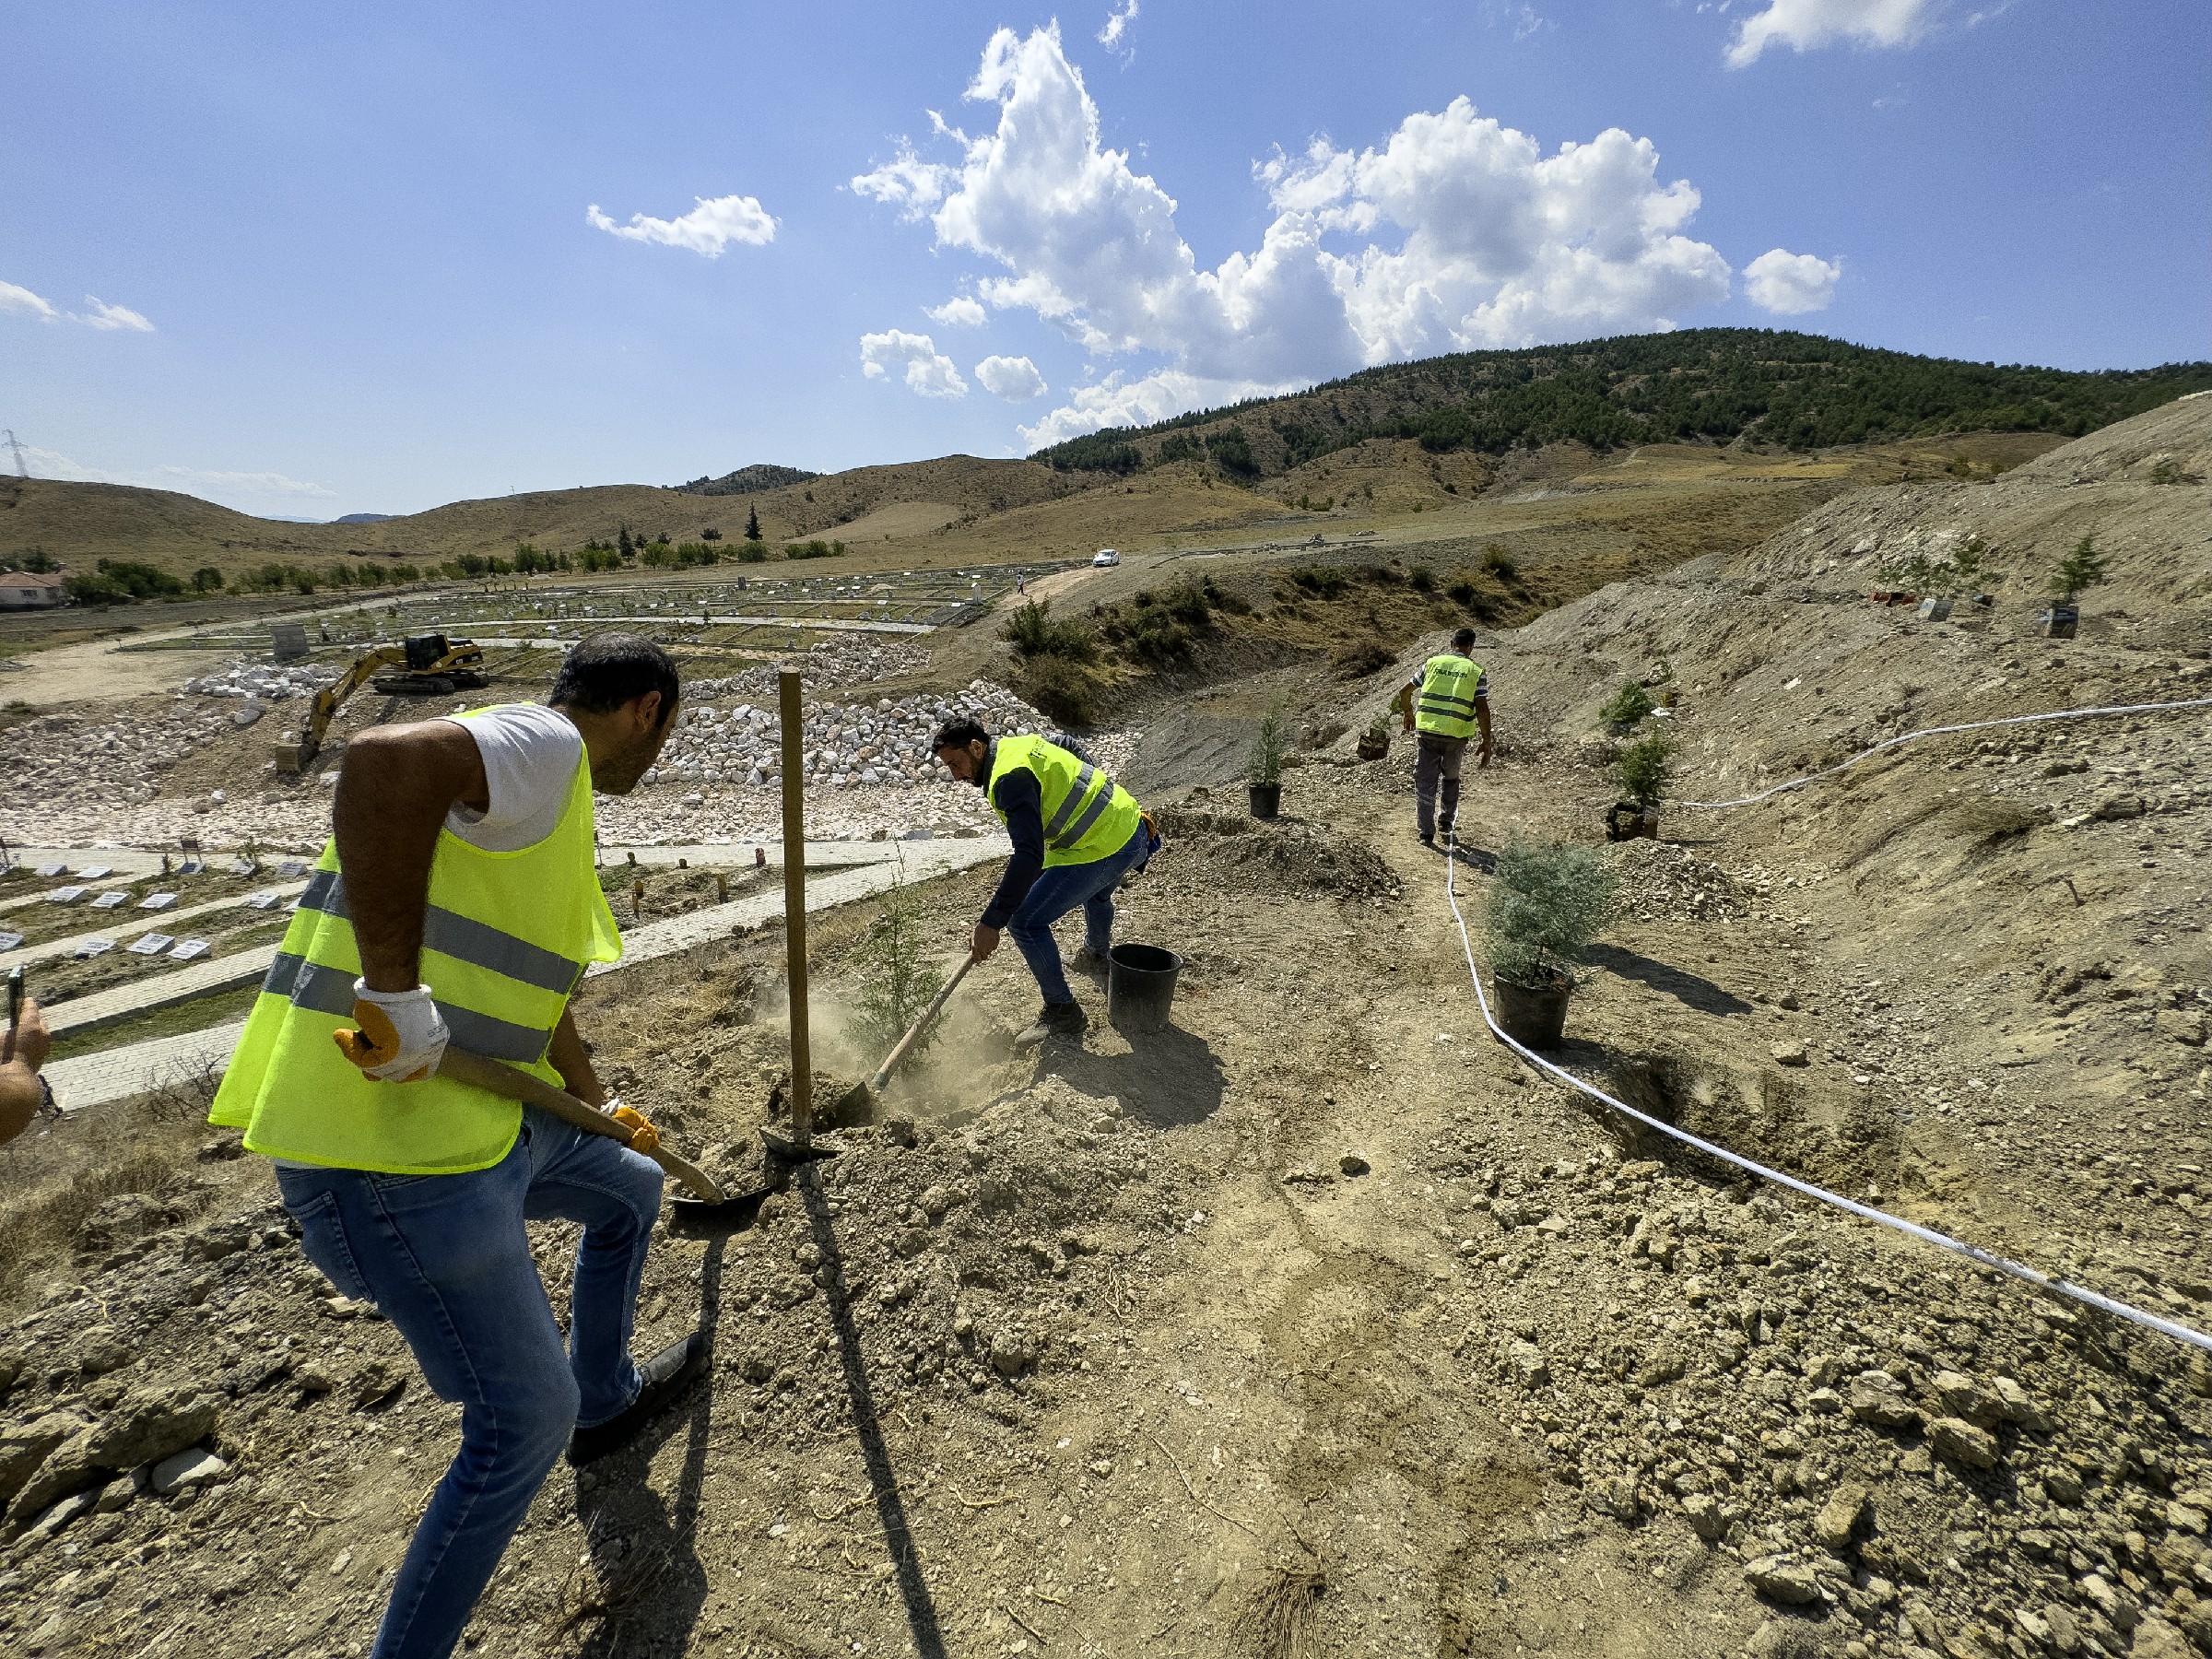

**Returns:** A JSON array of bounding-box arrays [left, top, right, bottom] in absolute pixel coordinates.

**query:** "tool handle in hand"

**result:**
[[869, 955, 976, 1091], [429, 1043, 726, 1204], [6, 966, 21, 1035]]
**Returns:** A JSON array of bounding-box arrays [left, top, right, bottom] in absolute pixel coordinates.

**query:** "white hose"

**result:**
[[1440, 833, 2212, 1356], [1672, 695, 2212, 810]]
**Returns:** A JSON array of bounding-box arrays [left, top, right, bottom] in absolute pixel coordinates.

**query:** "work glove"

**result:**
[[332, 982, 450, 1083]]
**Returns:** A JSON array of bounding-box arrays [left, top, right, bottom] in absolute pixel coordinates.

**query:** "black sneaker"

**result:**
[[1013, 1001, 1088, 1050], [568, 1331, 711, 1466]]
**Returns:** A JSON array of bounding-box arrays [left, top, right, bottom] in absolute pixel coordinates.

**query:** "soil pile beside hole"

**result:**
[[1606, 840, 1747, 924], [1154, 808, 1401, 901]]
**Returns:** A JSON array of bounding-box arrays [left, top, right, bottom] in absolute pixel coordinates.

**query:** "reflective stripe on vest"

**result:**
[[1415, 654, 1485, 740], [988, 735, 1144, 867], [209, 709, 624, 1175]]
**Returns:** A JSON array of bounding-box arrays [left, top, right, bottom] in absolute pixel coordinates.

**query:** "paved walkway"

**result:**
[[43, 834, 1010, 1112]]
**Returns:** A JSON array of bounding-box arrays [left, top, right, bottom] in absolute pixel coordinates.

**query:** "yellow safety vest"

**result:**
[[209, 712, 622, 1174], [987, 735, 1143, 866], [1415, 653, 1486, 740]]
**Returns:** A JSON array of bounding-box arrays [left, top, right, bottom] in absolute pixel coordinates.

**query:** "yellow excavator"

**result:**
[[270, 633, 489, 773]]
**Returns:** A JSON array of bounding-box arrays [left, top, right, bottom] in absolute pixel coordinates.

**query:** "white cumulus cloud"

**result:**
[[975, 355, 1048, 401], [927, 296, 988, 327], [585, 193, 776, 256], [2, 280, 157, 331], [853, 26, 1735, 448], [0, 280, 62, 322], [1098, 0, 1139, 53], [1725, 0, 1936, 67], [23, 446, 334, 501], [1743, 248, 1842, 314], [81, 296, 155, 333], [860, 330, 969, 398]]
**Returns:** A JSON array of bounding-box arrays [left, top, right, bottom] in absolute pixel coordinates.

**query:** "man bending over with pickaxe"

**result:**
[[209, 632, 705, 1659]]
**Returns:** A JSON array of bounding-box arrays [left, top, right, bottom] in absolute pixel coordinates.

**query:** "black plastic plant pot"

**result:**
[[1917, 597, 1952, 621], [1250, 782, 1282, 819], [2041, 606, 2078, 640], [1496, 973, 1571, 1050], [1356, 731, 1390, 760], [1108, 942, 1182, 1032], [1605, 801, 1661, 842]]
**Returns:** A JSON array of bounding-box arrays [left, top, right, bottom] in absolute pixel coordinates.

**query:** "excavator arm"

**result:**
[[269, 644, 406, 773]]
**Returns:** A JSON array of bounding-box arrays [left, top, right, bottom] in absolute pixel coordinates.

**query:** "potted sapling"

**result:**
[[1484, 837, 1617, 1050], [1606, 732, 1674, 842], [1914, 536, 1990, 622], [1598, 679, 1655, 734], [2041, 535, 2106, 639], [1248, 698, 1288, 819], [1356, 710, 1392, 761]]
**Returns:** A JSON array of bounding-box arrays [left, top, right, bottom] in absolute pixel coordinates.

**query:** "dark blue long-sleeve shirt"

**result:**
[[980, 766, 1045, 929]]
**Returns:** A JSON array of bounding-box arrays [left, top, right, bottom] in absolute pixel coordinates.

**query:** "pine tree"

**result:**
[[745, 504, 762, 542]]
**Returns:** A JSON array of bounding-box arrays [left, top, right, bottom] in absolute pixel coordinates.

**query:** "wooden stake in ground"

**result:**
[[779, 668, 813, 1149]]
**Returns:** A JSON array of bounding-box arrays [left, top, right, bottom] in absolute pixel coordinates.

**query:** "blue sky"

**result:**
[[4, 0, 2206, 518]]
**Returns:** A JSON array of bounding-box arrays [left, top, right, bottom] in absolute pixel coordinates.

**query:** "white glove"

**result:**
[[335, 982, 451, 1083]]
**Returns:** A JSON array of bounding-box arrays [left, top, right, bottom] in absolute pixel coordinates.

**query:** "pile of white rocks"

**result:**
[[639, 679, 1065, 797], [180, 664, 338, 702]]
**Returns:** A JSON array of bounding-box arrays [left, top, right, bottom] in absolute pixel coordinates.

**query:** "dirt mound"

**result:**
[[1606, 840, 1748, 924], [1155, 798, 1403, 900]]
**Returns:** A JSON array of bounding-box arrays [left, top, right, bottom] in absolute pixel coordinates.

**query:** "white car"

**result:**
[[1092, 548, 1121, 567]]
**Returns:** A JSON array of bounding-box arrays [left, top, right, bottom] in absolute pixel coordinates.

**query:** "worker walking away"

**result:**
[[209, 633, 704, 1659], [1395, 626, 1493, 847], [931, 719, 1155, 1049]]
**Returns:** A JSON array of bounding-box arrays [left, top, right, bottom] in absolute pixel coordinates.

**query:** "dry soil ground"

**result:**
[[0, 405, 2205, 1659]]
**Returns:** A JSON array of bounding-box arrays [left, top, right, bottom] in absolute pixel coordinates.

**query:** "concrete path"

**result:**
[[42, 833, 1010, 1111], [1, 881, 308, 973]]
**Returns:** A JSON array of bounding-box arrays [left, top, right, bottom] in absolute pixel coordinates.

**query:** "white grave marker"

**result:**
[[178, 861, 206, 875], [139, 892, 179, 911], [244, 891, 281, 911], [35, 864, 65, 878], [74, 937, 116, 959], [89, 891, 127, 911], [276, 860, 307, 877], [227, 860, 256, 877], [76, 865, 113, 880], [170, 938, 212, 960], [0, 932, 22, 953], [49, 886, 88, 904], [128, 934, 177, 956]]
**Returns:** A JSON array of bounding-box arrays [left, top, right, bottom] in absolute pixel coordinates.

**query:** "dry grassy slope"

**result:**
[[1, 420, 2073, 591]]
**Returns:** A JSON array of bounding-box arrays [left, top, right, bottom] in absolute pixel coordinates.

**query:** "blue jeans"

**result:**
[[275, 1106, 663, 1659], [1007, 825, 1149, 1006]]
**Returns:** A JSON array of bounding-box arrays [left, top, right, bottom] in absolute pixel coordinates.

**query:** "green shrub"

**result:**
[[1480, 545, 1517, 580], [1015, 655, 1100, 727], [1407, 565, 1434, 593], [1599, 681, 1655, 728], [849, 873, 948, 1063], [1290, 567, 1349, 599], [2048, 535, 2107, 603], [1206, 427, 1258, 477], [1616, 732, 1674, 806], [1000, 599, 1098, 663], [1485, 838, 1616, 990], [1249, 698, 1290, 785], [1331, 638, 1394, 680], [735, 541, 769, 564]]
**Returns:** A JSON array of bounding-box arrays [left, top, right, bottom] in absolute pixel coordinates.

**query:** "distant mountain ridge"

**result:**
[[678, 463, 823, 497], [1032, 327, 2212, 478], [333, 512, 394, 524]]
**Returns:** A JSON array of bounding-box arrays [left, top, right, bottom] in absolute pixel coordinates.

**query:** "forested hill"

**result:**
[[1032, 328, 2212, 478]]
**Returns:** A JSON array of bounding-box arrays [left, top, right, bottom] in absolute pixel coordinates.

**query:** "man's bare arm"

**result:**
[[547, 1007, 606, 1106], [333, 723, 489, 993], [1476, 699, 1494, 765], [1, 999, 52, 1148]]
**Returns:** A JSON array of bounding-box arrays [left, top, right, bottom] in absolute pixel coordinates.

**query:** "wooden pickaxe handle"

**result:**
[[434, 1045, 726, 1204], [867, 955, 978, 1091]]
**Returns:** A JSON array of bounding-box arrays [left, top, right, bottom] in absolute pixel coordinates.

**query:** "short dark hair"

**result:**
[[932, 717, 988, 752], [1451, 627, 1477, 652], [549, 632, 680, 727]]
